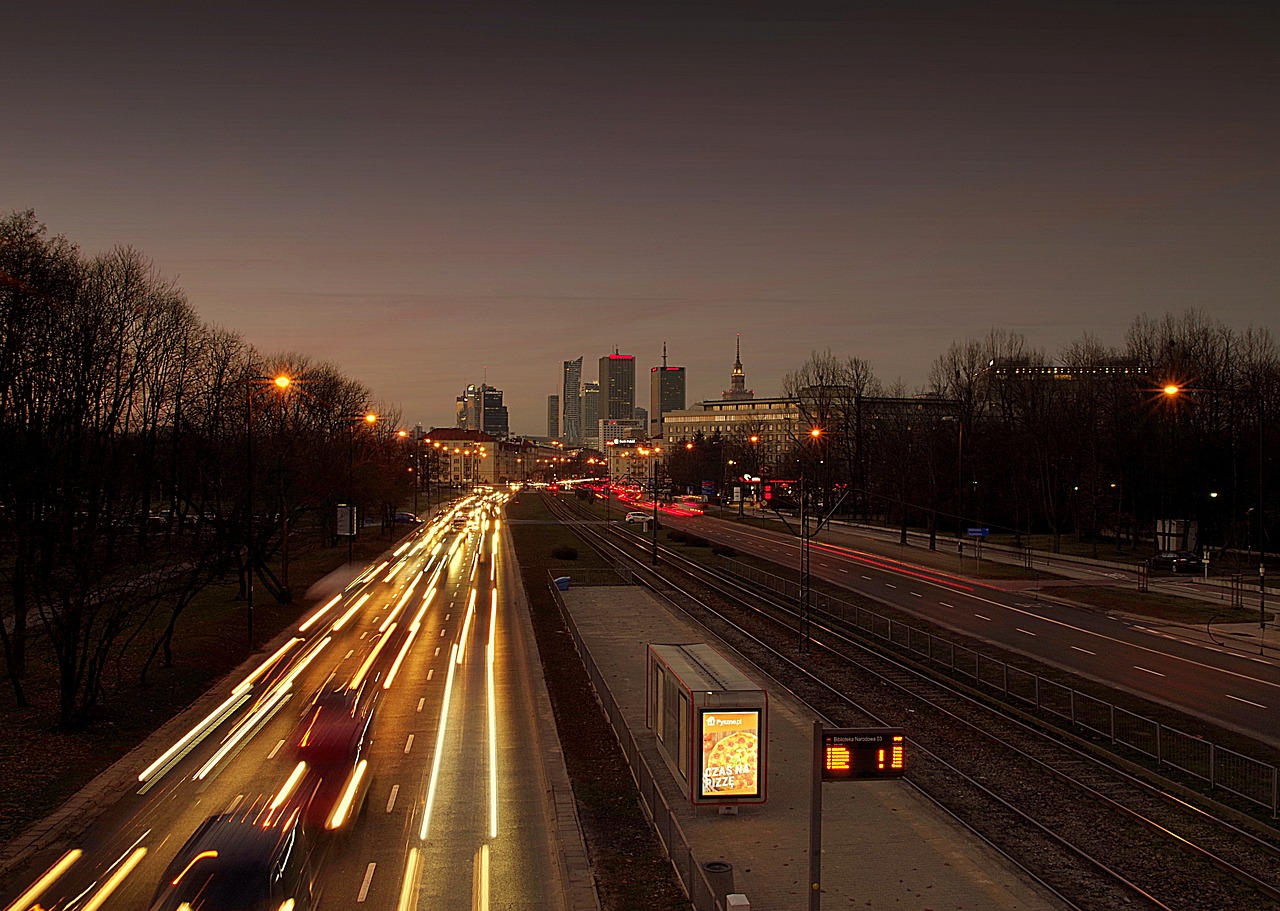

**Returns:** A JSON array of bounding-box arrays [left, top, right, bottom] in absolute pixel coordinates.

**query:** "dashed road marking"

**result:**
[[1016, 628, 1036, 636], [1135, 666, 1166, 677], [404, 734, 415, 753], [1226, 694, 1266, 709], [357, 863, 376, 902], [975, 614, 992, 621], [386, 785, 399, 812], [268, 739, 285, 759], [417, 698, 425, 712], [1071, 646, 1096, 655]]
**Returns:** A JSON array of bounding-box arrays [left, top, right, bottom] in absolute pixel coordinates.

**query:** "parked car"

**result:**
[[625, 511, 651, 524], [1148, 551, 1203, 573]]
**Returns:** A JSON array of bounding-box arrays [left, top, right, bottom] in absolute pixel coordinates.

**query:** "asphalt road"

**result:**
[[4, 492, 567, 911]]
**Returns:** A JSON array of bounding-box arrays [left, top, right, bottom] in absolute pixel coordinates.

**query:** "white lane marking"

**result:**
[[885, 583, 897, 589], [1135, 666, 1166, 677], [939, 602, 953, 609], [439, 628, 446, 637], [427, 669, 434, 681], [910, 592, 922, 598], [417, 697, 425, 712], [445, 613, 450, 621], [1016, 628, 1036, 637], [386, 785, 400, 812], [404, 734, 415, 754], [861, 575, 873, 581], [839, 568, 850, 573], [975, 614, 992, 621], [1226, 694, 1266, 709], [1071, 646, 1097, 655], [360, 632, 368, 640], [344, 650, 355, 659], [357, 863, 376, 902], [268, 739, 285, 759]]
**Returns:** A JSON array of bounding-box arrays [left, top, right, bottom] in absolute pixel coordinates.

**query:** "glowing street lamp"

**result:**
[[245, 372, 293, 647]]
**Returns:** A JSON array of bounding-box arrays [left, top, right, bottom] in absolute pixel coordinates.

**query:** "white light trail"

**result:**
[[349, 625, 397, 691], [195, 687, 291, 780], [332, 593, 371, 631], [232, 638, 302, 696], [298, 594, 343, 633], [396, 848, 421, 911], [138, 692, 249, 784], [487, 588, 498, 838], [270, 761, 308, 810], [80, 846, 147, 911], [327, 760, 369, 830], [383, 623, 421, 690], [420, 643, 460, 840], [456, 588, 477, 665], [384, 558, 408, 583]]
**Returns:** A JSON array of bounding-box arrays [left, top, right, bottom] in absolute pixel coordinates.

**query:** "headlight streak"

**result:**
[[474, 844, 491, 911], [384, 590, 435, 691], [489, 529, 498, 582], [79, 846, 147, 911], [2, 848, 81, 911], [298, 594, 343, 633], [273, 636, 331, 695], [487, 588, 498, 839], [138, 692, 250, 786], [456, 589, 477, 666], [194, 687, 292, 781], [270, 761, 308, 811], [232, 638, 303, 696], [419, 643, 460, 840], [331, 593, 371, 631], [348, 625, 396, 691], [384, 558, 409, 583], [396, 848, 421, 911], [380, 577, 420, 633], [326, 759, 369, 829], [393, 539, 412, 558]]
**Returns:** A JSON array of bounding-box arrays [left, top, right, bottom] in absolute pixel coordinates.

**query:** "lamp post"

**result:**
[[344, 412, 378, 564], [244, 373, 292, 648], [799, 427, 823, 654]]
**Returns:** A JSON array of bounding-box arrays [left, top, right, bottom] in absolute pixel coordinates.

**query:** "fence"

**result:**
[[725, 560, 1280, 816], [548, 573, 731, 911]]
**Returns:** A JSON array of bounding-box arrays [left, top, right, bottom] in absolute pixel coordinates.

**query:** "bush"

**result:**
[[712, 544, 737, 557], [551, 545, 579, 560], [667, 530, 689, 544], [686, 535, 710, 548]]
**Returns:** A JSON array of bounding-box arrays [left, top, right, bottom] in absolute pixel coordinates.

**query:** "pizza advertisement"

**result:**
[[698, 709, 762, 800]]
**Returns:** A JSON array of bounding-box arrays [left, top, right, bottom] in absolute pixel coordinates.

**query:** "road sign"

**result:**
[[966, 527, 989, 538], [821, 727, 905, 780]]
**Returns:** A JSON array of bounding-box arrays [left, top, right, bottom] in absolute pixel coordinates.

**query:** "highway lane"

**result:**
[[658, 512, 1280, 748], [3, 492, 568, 911]]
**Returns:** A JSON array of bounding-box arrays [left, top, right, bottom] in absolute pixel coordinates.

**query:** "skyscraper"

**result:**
[[562, 356, 583, 444], [547, 394, 560, 439], [460, 383, 509, 439], [650, 342, 686, 438], [599, 350, 635, 421], [582, 381, 600, 446]]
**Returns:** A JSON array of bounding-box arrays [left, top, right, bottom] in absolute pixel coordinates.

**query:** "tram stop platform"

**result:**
[[558, 583, 1061, 911]]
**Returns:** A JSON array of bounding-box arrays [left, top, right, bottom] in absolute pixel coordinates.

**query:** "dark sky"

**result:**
[[6, 2, 1277, 433]]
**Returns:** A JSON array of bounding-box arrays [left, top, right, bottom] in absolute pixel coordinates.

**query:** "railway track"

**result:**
[[546, 493, 1280, 911]]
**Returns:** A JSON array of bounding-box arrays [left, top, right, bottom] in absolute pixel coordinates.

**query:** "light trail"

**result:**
[[138, 692, 250, 784], [298, 594, 343, 633], [348, 625, 397, 690], [327, 760, 369, 830], [331, 593, 372, 631], [195, 687, 291, 780], [487, 587, 498, 838], [384, 558, 409, 583], [419, 643, 460, 840], [269, 761, 308, 811], [396, 848, 421, 911], [232, 638, 302, 695], [474, 844, 490, 911], [383, 621, 421, 690], [2, 848, 81, 911], [456, 588, 478, 665], [80, 846, 147, 911]]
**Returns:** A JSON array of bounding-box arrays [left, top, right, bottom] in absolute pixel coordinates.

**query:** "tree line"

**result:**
[[668, 315, 1276, 562], [0, 211, 413, 726]]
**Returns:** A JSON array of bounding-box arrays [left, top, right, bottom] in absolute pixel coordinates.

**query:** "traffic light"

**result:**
[[763, 483, 773, 502]]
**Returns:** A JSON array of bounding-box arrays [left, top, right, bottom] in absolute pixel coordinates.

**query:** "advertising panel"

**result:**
[[698, 709, 762, 800]]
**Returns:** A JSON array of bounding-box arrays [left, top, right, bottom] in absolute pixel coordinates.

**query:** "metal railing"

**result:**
[[725, 560, 1280, 816], [548, 573, 730, 911]]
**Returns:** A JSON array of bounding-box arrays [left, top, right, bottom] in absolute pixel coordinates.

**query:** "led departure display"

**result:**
[[821, 727, 905, 780]]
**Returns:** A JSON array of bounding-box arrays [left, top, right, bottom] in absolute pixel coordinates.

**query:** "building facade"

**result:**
[[547, 394, 560, 439], [599, 352, 636, 421], [561, 356, 583, 444], [581, 381, 600, 447], [650, 355, 686, 438]]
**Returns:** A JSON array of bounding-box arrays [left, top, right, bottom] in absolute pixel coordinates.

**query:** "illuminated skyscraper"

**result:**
[[599, 350, 635, 421], [562, 356, 583, 444], [650, 342, 686, 437]]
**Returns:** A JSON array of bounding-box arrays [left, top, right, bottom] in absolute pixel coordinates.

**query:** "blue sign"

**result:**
[[966, 527, 990, 538], [701, 481, 717, 497]]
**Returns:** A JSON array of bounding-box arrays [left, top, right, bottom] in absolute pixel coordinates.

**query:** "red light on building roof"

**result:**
[[607, 354, 633, 360]]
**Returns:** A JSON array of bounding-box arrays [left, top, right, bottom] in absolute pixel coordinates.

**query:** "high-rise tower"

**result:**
[[599, 350, 636, 421], [562, 357, 583, 444], [650, 342, 686, 438]]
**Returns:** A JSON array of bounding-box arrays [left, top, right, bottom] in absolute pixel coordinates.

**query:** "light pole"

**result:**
[[244, 373, 292, 648], [799, 427, 822, 654], [345, 412, 378, 564]]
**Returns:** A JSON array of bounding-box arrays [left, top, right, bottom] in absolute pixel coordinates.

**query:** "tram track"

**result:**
[[547, 493, 1280, 911]]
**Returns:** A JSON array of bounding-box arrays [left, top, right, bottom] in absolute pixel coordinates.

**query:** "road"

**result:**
[[3, 492, 569, 911], [653, 508, 1280, 749]]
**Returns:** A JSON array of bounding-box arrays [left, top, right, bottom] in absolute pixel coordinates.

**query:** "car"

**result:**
[[393, 512, 420, 524], [293, 685, 378, 832], [1148, 551, 1203, 573], [625, 511, 651, 525], [148, 809, 318, 910]]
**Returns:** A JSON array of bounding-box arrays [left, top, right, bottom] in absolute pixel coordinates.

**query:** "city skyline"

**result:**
[[6, 2, 1276, 435]]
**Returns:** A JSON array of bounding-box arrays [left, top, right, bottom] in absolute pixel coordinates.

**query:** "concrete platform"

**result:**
[[561, 584, 1063, 911]]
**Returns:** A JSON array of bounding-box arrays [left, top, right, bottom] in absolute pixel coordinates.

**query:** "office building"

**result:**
[[650, 343, 686, 437], [582, 381, 600, 446], [599, 351, 636, 421], [562, 356, 583, 444], [458, 383, 509, 439], [547, 394, 560, 439]]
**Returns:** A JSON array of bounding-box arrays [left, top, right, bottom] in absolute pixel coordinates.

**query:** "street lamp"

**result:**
[[340, 412, 378, 564], [1164, 383, 1266, 631], [244, 372, 293, 648]]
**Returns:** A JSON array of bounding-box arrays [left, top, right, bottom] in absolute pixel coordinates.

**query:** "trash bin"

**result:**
[[554, 576, 571, 591], [701, 861, 735, 905]]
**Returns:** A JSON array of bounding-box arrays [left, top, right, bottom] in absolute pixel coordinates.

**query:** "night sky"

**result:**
[[6, 2, 1277, 433]]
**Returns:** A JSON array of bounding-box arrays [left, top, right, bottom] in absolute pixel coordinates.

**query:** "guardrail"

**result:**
[[726, 560, 1280, 817], [547, 573, 729, 911]]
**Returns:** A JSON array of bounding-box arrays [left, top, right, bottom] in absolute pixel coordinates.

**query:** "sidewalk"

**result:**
[[559, 582, 1060, 911]]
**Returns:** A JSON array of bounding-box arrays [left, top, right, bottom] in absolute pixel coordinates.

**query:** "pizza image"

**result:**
[[702, 730, 758, 793]]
